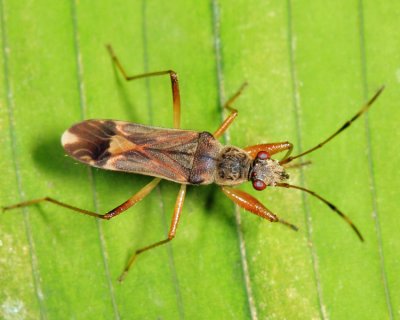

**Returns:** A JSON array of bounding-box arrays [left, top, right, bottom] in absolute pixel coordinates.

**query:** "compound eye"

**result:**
[[252, 179, 267, 191], [256, 151, 270, 160]]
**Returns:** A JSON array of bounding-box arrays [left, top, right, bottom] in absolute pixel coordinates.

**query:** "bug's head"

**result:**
[[250, 151, 289, 191]]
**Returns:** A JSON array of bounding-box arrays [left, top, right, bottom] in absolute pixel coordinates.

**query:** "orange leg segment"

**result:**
[[244, 142, 293, 160], [221, 186, 297, 230], [107, 45, 181, 129]]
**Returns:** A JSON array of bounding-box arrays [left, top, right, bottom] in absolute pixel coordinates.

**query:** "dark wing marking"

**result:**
[[61, 120, 202, 183]]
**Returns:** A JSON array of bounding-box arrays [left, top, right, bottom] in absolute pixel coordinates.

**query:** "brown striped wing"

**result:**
[[61, 120, 202, 183]]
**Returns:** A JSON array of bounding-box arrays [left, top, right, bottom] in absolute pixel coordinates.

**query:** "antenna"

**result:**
[[277, 183, 364, 241], [280, 87, 384, 165]]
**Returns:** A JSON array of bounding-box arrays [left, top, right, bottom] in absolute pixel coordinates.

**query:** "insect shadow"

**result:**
[[190, 184, 238, 229], [32, 134, 75, 177]]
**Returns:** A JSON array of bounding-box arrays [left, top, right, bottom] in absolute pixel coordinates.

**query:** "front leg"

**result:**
[[221, 186, 297, 231], [244, 142, 293, 160]]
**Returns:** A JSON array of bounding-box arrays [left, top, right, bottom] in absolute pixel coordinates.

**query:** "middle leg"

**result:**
[[213, 82, 248, 138], [107, 45, 181, 129], [118, 184, 187, 282]]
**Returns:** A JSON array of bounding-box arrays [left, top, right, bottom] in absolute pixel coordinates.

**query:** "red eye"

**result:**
[[256, 151, 270, 160], [252, 179, 267, 191]]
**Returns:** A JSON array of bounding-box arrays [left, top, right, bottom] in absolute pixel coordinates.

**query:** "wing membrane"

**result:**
[[62, 120, 201, 183]]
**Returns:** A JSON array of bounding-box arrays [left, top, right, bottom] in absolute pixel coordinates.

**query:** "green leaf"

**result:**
[[1, 1, 398, 319]]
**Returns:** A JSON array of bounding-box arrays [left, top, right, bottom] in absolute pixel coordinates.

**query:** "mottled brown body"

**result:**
[[3, 45, 382, 281], [62, 120, 257, 187]]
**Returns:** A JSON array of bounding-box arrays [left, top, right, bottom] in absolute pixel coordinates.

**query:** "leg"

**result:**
[[213, 82, 248, 138], [3, 178, 161, 220], [106, 45, 181, 128], [276, 183, 364, 241], [244, 142, 293, 160], [221, 186, 297, 231], [118, 184, 187, 282]]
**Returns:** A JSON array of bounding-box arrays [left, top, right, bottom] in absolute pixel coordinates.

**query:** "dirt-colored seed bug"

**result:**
[[2, 44, 384, 282]]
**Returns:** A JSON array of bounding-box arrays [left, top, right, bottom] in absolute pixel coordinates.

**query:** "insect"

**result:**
[[3, 45, 384, 282]]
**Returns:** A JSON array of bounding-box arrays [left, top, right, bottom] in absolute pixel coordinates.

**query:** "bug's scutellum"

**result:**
[[3, 45, 384, 282]]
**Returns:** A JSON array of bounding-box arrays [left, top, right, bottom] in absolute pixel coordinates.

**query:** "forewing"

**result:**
[[61, 120, 200, 183]]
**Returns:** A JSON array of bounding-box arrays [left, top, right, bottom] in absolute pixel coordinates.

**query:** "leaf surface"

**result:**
[[1, 1, 398, 319]]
